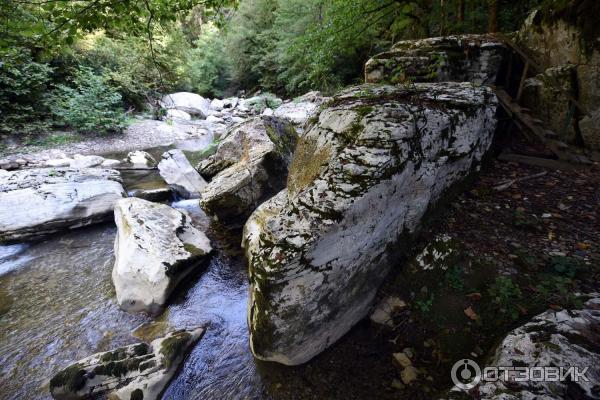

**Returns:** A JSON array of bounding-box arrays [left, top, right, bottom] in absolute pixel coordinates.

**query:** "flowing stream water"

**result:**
[[0, 140, 271, 400]]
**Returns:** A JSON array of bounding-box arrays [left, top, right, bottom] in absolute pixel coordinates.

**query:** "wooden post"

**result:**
[[516, 61, 529, 102]]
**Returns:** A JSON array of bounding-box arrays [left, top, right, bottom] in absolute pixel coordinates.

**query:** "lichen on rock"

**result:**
[[242, 82, 498, 365]]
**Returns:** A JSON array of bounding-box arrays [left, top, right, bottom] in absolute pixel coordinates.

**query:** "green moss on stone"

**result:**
[[159, 331, 191, 369], [49, 364, 86, 392]]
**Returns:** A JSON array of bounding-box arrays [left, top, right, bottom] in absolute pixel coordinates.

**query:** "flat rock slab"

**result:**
[[242, 83, 497, 365], [49, 328, 205, 400], [0, 168, 125, 242], [112, 198, 212, 313]]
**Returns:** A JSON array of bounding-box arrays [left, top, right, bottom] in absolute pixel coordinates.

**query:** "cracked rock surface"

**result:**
[[112, 198, 212, 313], [242, 82, 498, 365], [0, 168, 125, 242], [198, 115, 298, 221], [49, 328, 205, 400]]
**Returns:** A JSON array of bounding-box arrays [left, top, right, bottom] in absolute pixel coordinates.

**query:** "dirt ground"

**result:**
[[257, 156, 600, 400]]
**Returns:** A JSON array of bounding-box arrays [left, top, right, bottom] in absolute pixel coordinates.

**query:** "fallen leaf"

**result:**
[[576, 242, 591, 251], [464, 306, 478, 321], [466, 292, 482, 301], [548, 232, 556, 241], [548, 304, 563, 311]]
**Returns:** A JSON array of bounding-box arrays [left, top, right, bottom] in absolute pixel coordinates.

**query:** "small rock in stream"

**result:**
[[49, 327, 205, 400]]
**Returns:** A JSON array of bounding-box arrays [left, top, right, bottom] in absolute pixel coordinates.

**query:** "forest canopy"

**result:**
[[0, 0, 563, 136]]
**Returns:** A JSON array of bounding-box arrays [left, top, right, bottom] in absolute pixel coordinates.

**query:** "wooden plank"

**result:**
[[516, 61, 529, 101], [498, 152, 580, 170]]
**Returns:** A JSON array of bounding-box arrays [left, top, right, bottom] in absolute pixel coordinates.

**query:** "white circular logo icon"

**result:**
[[451, 359, 481, 390]]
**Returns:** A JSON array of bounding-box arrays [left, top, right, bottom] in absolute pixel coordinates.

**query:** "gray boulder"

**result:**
[[112, 198, 211, 313], [160, 92, 211, 118], [49, 328, 205, 400], [158, 149, 207, 199], [0, 168, 125, 242], [365, 34, 505, 85], [242, 83, 497, 365], [198, 116, 298, 221]]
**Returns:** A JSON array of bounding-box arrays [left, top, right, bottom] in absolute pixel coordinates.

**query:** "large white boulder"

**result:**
[[242, 83, 497, 365], [198, 116, 298, 221], [49, 328, 205, 400], [157, 149, 207, 199], [475, 297, 600, 399], [0, 168, 125, 242], [112, 198, 212, 313], [365, 34, 506, 85], [161, 92, 211, 118]]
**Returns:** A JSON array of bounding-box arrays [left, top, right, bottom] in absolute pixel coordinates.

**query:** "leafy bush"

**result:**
[[49, 67, 127, 134], [0, 48, 52, 135]]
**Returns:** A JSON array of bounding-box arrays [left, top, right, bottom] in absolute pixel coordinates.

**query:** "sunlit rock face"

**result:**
[[365, 34, 505, 86], [0, 168, 125, 242], [112, 198, 212, 314], [199, 116, 298, 221], [242, 83, 498, 365]]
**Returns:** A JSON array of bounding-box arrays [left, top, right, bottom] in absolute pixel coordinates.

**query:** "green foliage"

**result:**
[[185, 24, 231, 97], [49, 67, 127, 134], [487, 276, 523, 320], [414, 293, 435, 314], [0, 48, 52, 135]]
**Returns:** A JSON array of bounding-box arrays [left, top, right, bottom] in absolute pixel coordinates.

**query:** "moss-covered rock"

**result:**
[[49, 327, 205, 400], [198, 115, 299, 222], [364, 34, 505, 86], [242, 82, 498, 365]]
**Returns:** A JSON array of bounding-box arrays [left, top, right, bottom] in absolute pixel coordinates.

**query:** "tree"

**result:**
[[488, 0, 498, 32]]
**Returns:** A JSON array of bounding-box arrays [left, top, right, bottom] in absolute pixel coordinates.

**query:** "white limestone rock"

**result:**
[[210, 98, 224, 111], [112, 198, 211, 313], [474, 297, 600, 399], [124, 151, 157, 168], [49, 328, 205, 400], [69, 155, 105, 169], [0, 168, 125, 242], [165, 109, 192, 121], [242, 83, 497, 365], [45, 158, 73, 168], [365, 34, 506, 85], [273, 91, 330, 126], [157, 149, 207, 199], [160, 92, 211, 118], [198, 116, 298, 221], [101, 158, 121, 168]]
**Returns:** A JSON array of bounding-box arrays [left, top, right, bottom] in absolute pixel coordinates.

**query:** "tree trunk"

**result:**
[[488, 0, 498, 32], [457, 0, 465, 23]]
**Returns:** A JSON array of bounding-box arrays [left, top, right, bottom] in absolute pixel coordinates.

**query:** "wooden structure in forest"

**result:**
[[492, 32, 591, 165]]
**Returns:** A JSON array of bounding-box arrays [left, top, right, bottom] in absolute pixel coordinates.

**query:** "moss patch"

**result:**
[[287, 136, 331, 196], [159, 331, 191, 369], [49, 364, 86, 392]]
